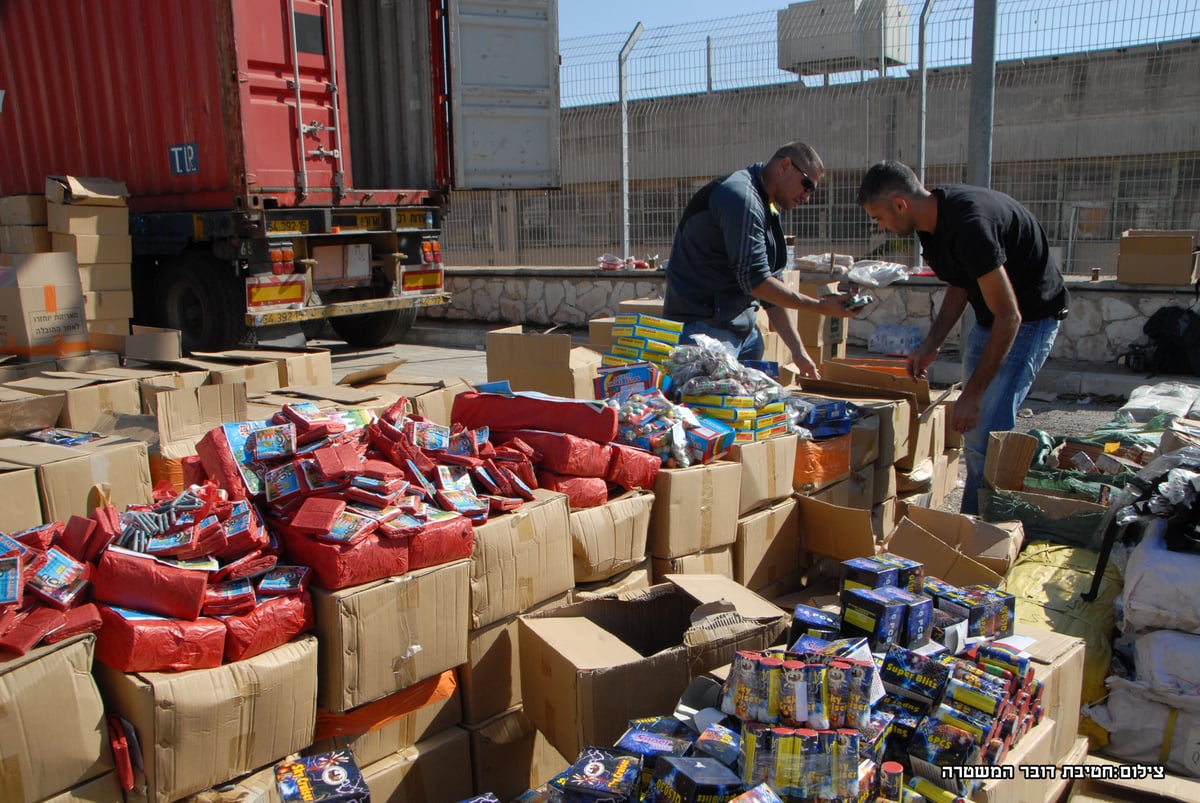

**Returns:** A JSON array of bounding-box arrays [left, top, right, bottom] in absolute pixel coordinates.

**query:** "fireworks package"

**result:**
[[787, 603, 841, 646], [880, 645, 951, 706], [553, 745, 642, 803], [95, 604, 227, 672], [223, 592, 314, 662], [839, 587, 905, 651], [275, 521, 409, 591], [91, 546, 210, 620], [605, 442, 661, 491], [648, 756, 742, 803], [535, 470, 610, 508], [495, 429, 614, 478], [275, 751, 369, 803], [452, 390, 620, 444]]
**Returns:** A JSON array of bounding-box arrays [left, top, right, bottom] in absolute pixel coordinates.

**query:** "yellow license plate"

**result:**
[[267, 219, 310, 234]]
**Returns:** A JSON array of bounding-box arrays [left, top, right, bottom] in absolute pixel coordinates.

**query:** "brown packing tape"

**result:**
[[0, 754, 25, 803], [767, 444, 777, 497]]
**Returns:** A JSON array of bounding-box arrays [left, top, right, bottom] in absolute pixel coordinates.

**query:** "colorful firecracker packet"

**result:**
[[250, 424, 297, 461], [258, 565, 311, 596]]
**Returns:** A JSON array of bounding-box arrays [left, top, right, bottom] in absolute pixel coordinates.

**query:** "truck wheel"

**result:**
[[157, 255, 246, 352], [329, 306, 417, 348]]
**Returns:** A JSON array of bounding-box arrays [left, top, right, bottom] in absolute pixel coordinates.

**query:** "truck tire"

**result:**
[[157, 254, 246, 353], [329, 305, 417, 348]]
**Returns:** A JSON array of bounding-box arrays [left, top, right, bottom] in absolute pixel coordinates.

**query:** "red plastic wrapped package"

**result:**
[[96, 604, 226, 672], [495, 430, 614, 478], [606, 442, 662, 490], [92, 547, 209, 620], [535, 470, 610, 508], [223, 593, 314, 662], [43, 603, 103, 644], [14, 521, 63, 551], [211, 550, 278, 583], [196, 425, 250, 500], [452, 391, 619, 444], [59, 515, 98, 562], [0, 606, 66, 655], [277, 526, 409, 591], [405, 512, 475, 571]]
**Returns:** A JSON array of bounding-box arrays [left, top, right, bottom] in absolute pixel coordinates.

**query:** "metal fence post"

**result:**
[[967, 0, 999, 188], [619, 23, 644, 261]]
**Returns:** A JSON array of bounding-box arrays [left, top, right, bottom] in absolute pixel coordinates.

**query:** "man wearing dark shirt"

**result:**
[[663, 141, 858, 379], [857, 160, 1068, 514]]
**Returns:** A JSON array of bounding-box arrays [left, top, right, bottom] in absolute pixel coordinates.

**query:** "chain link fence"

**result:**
[[444, 0, 1200, 273]]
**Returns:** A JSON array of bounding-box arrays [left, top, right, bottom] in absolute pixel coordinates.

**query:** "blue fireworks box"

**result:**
[[275, 751, 369, 803], [787, 603, 841, 647], [647, 756, 742, 803], [839, 587, 905, 651]]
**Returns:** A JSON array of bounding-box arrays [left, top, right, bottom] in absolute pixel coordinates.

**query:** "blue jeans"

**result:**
[[960, 317, 1060, 515], [680, 320, 764, 362]]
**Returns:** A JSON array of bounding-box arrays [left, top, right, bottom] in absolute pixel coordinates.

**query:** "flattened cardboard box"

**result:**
[[649, 461, 742, 559], [570, 489, 654, 583], [903, 505, 1023, 578], [0, 635, 113, 803], [165, 356, 280, 395], [468, 706, 571, 803], [486, 325, 601, 400], [731, 434, 798, 515], [0, 436, 151, 522], [572, 560, 651, 601], [735, 496, 802, 593], [312, 559, 470, 713], [359, 726, 473, 803], [45, 175, 129, 207], [651, 546, 734, 583], [471, 490, 574, 630], [95, 637, 318, 803], [310, 681, 463, 769], [461, 593, 571, 727], [199, 348, 334, 389], [519, 573, 788, 760], [0, 459, 43, 531]]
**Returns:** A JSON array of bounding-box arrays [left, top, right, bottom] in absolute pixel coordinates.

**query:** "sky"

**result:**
[[557, 0, 789, 39]]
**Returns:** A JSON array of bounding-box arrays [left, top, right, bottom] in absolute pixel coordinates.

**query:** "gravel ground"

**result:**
[[937, 388, 1125, 513]]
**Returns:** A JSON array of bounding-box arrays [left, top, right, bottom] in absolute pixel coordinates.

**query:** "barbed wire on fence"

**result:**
[[445, 0, 1200, 273]]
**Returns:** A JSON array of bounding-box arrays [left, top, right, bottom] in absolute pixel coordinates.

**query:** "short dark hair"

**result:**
[[856, 159, 924, 205], [771, 141, 824, 174]]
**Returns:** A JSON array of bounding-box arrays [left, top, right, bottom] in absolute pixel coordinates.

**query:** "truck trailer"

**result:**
[[0, 0, 560, 351]]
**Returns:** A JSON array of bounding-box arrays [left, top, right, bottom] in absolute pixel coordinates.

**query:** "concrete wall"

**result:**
[[427, 267, 1199, 365]]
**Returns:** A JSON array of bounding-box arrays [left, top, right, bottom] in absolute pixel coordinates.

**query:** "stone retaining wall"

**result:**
[[426, 268, 1197, 363]]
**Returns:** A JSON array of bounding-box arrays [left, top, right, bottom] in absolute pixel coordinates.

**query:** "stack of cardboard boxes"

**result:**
[[45, 176, 134, 340]]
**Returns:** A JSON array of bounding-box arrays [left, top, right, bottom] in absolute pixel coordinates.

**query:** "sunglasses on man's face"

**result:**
[[792, 162, 817, 194]]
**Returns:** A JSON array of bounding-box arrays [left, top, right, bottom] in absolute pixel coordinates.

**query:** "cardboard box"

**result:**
[[55, 351, 119, 372], [309, 677, 463, 767], [45, 175, 130, 207], [651, 546, 734, 583], [616, 297, 665, 315], [470, 490, 574, 630], [94, 637, 317, 803], [519, 574, 788, 760], [800, 381, 913, 467], [84, 318, 129, 336], [649, 461, 742, 558], [0, 436, 152, 522], [77, 263, 132, 292], [82, 290, 133, 322], [793, 433, 852, 493], [0, 386, 65, 437], [47, 202, 128, 235], [1068, 754, 1200, 802], [51, 234, 132, 264], [0, 224, 52, 253], [844, 466, 875, 510], [734, 496, 802, 593], [359, 727, 473, 803], [312, 559, 470, 713], [0, 635, 113, 803], [6, 371, 140, 430], [486, 325, 601, 399], [1117, 229, 1199, 285], [873, 497, 897, 541], [168, 355, 281, 394], [588, 316, 618, 350], [903, 505, 1023, 578], [198, 348, 334, 389], [969, 715, 1060, 803], [874, 461, 897, 504], [570, 489, 654, 583], [178, 765, 281, 803], [366, 374, 472, 425], [0, 195, 48, 225], [41, 770, 125, 803], [468, 707, 571, 802], [795, 495, 877, 561], [0, 252, 89, 358], [571, 560, 651, 601], [154, 383, 249, 459], [731, 434, 798, 515], [0, 460, 43, 531], [883, 516, 1004, 587], [90, 325, 182, 362], [1020, 626, 1087, 765]]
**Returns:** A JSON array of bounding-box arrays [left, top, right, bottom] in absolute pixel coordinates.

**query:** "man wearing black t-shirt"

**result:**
[[856, 160, 1068, 514]]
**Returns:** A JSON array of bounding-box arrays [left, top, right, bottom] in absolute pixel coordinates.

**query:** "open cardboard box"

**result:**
[[486, 325, 601, 399], [519, 574, 787, 760]]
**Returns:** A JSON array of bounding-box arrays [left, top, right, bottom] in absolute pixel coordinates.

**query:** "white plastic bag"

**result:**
[[1123, 517, 1200, 634], [847, 259, 912, 288]]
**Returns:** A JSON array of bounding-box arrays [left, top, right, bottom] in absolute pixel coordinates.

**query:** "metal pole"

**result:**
[[619, 23, 644, 261], [967, 0, 998, 187], [706, 36, 713, 93], [916, 0, 936, 268]]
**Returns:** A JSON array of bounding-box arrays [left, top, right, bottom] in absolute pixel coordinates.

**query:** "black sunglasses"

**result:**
[[792, 161, 817, 193]]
